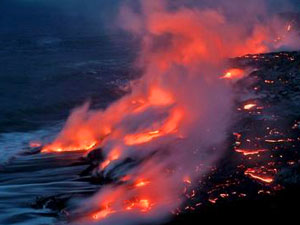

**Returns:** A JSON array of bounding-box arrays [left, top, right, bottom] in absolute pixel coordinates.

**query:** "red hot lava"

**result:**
[[38, 0, 300, 224]]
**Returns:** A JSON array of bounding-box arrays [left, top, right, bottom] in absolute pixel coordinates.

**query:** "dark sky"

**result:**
[[0, 0, 122, 36], [0, 0, 299, 37]]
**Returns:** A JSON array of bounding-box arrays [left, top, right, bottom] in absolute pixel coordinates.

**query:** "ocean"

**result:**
[[0, 30, 138, 156], [0, 16, 140, 225]]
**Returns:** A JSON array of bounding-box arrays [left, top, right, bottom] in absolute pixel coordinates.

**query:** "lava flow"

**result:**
[[235, 148, 268, 156], [244, 168, 275, 184], [221, 68, 245, 80], [35, 0, 300, 224]]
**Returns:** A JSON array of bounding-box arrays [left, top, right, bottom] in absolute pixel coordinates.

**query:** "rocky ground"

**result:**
[[167, 51, 300, 223]]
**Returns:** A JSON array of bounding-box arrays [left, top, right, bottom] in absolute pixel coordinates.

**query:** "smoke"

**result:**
[[40, 0, 300, 224]]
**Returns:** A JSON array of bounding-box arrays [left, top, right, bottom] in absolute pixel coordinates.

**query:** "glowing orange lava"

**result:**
[[29, 141, 42, 148], [125, 199, 153, 212], [221, 68, 245, 80], [183, 176, 192, 184], [124, 108, 184, 146], [244, 168, 274, 184], [243, 103, 257, 110], [100, 147, 121, 169], [92, 205, 115, 220], [235, 148, 267, 156], [134, 179, 150, 187], [265, 138, 293, 143], [42, 141, 97, 153], [124, 130, 162, 146]]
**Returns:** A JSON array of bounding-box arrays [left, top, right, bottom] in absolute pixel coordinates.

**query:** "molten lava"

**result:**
[[42, 141, 97, 153], [100, 147, 121, 169], [221, 68, 245, 80], [124, 108, 184, 146], [125, 199, 153, 212], [235, 148, 268, 156], [92, 205, 115, 220], [243, 103, 257, 110], [35, 0, 300, 223], [134, 179, 150, 188], [244, 168, 274, 184]]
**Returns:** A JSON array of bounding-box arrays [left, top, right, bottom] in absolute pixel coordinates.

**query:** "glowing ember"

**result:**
[[92, 205, 115, 220], [29, 141, 42, 148], [125, 199, 153, 212], [124, 108, 183, 146], [265, 138, 293, 143], [243, 103, 257, 110], [221, 68, 245, 80], [100, 148, 121, 169], [208, 198, 218, 204], [124, 130, 162, 146], [233, 132, 242, 139], [235, 148, 267, 156], [220, 193, 229, 198], [244, 168, 274, 184], [42, 141, 97, 153], [134, 179, 150, 187], [120, 175, 131, 182], [183, 176, 192, 184]]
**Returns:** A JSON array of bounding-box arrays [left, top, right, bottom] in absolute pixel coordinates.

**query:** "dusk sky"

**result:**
[[1, 0, 299, 36]]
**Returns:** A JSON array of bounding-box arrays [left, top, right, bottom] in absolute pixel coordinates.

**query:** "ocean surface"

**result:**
[[0, 0, 137, 155], [0, 19, 139, 224], [0, 1, 140, 224], [0, 31, 138, 159]]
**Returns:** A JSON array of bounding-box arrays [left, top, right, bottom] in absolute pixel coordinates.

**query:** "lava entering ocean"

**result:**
[[37, 0, 300, 224]]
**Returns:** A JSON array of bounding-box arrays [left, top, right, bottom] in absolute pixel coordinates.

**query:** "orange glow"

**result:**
[[38, 2, 300, 222], [183, 176, 192, 184], [133, 87, 174, 113], [243, 103, 257, 110], [235, 148, 267, 156], [221, 68, 245, 80], [100, 159, 111, 170], [91, 197, 154, 221], [29, 141, 42, 148], [244, 168, 274, 183], [125, 199, 152, 212], [92, 204, 115, 220], [233, 132, 242, 139], [139, 199, 151, 212], [42, 141, 97, 153], [135, 179, 150, 187], [149, 87, 174, 106], [42, 124, 100, 153], [124, 108, 184, 146], [124, 130, 162, 146], [265, 139, 293, 143], [120, 175, 131, 182], [208, 198, 218, 204], [100, 148, 121, 169]]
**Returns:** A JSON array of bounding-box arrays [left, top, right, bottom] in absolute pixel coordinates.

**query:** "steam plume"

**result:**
[[41, 1, 300, 224]]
